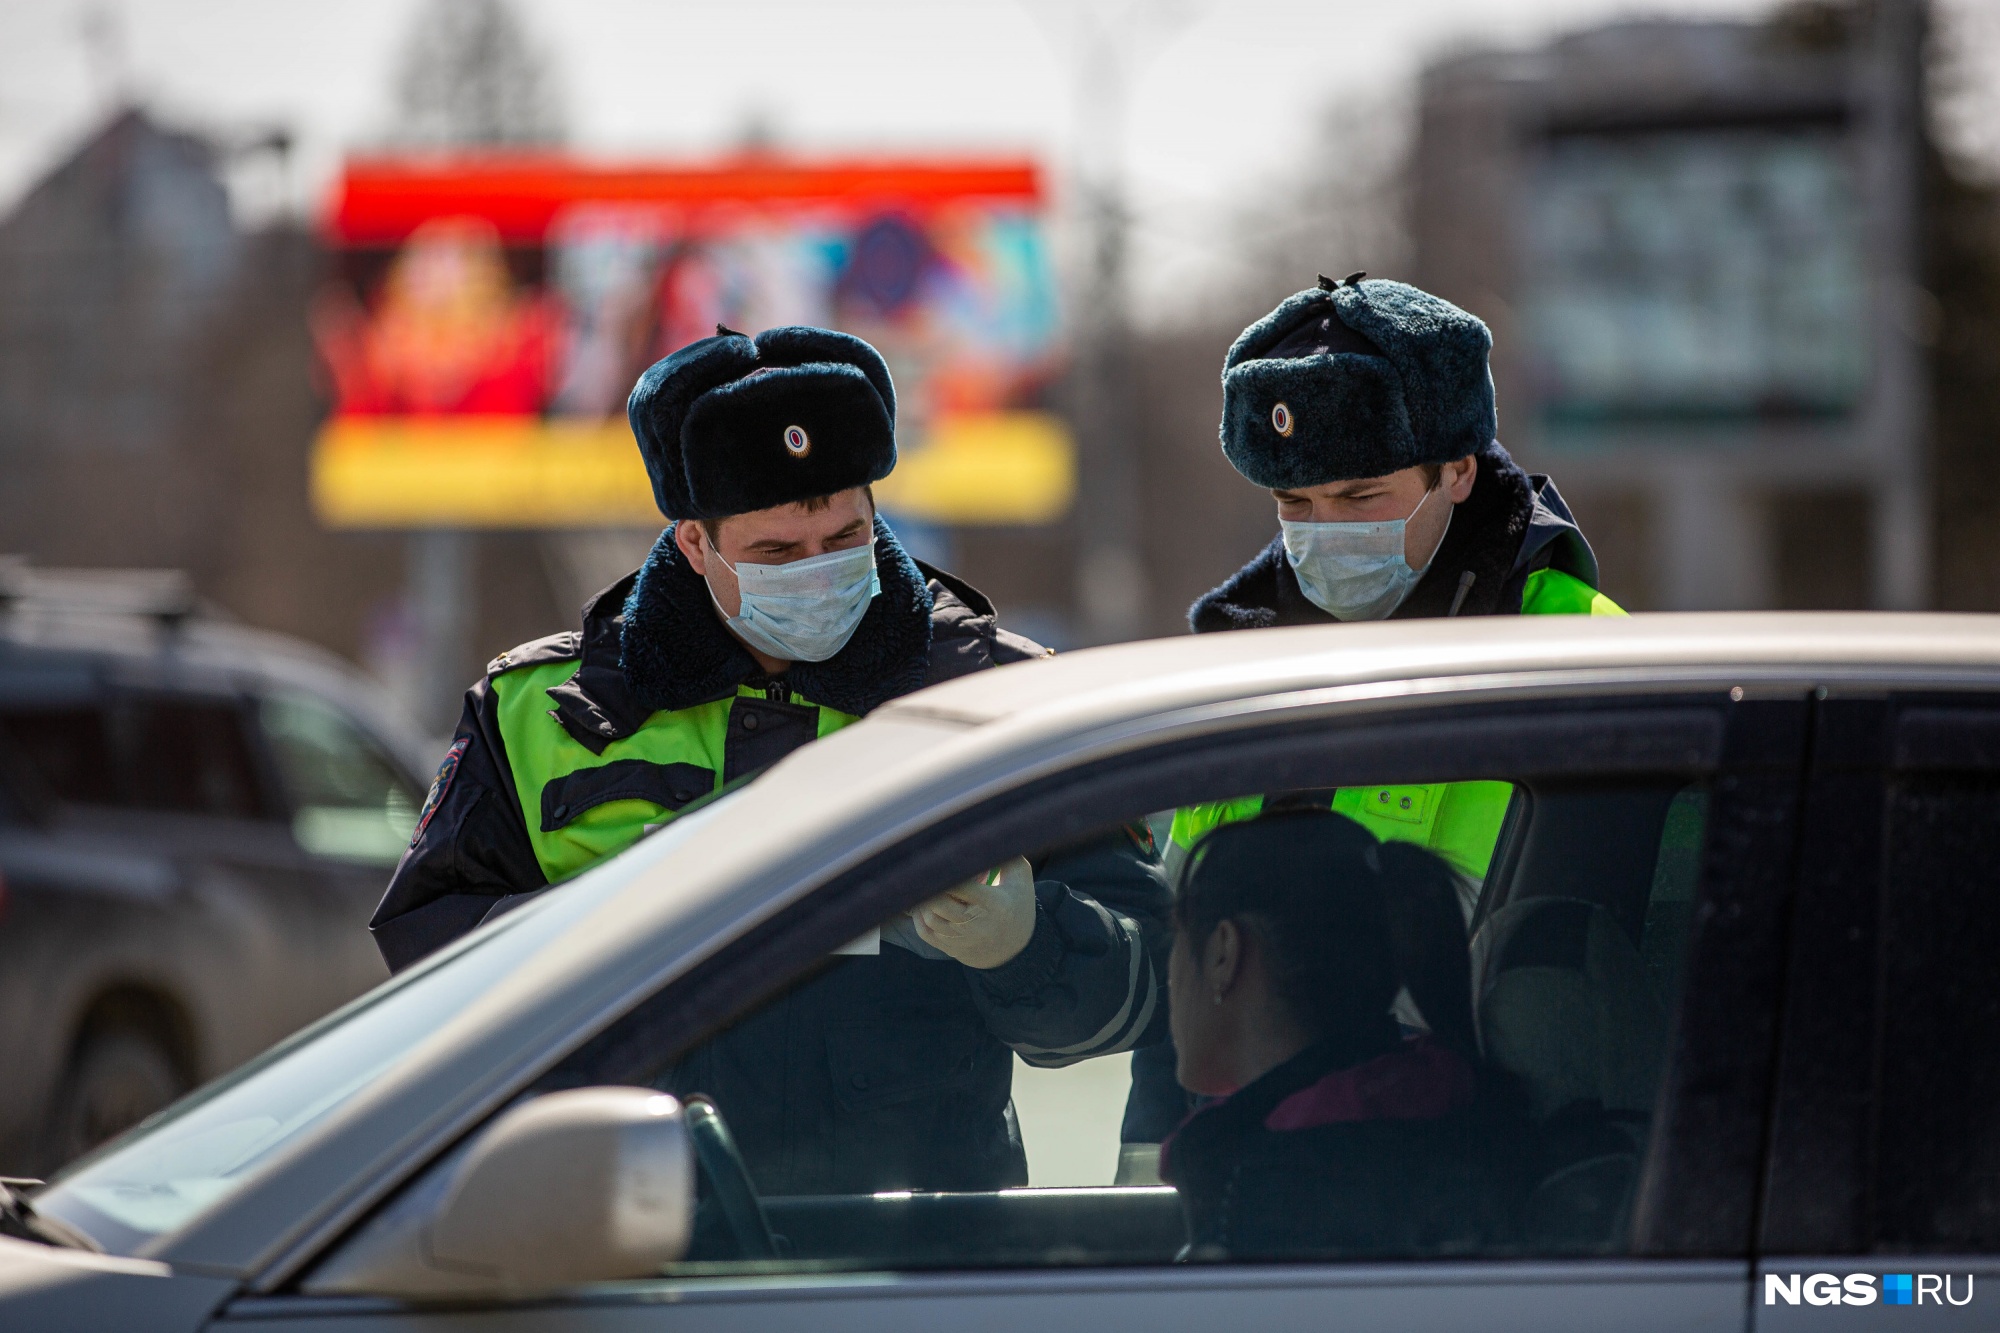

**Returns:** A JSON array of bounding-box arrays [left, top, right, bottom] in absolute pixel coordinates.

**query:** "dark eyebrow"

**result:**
[[746, 517, 866, 554], [1275, 485, 1382, 503]]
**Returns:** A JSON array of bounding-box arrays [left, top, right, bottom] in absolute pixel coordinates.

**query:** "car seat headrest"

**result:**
[[1471, 897, 1667, 1120]]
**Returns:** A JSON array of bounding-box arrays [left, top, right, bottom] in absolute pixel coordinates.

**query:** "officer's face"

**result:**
[[1271, 454, 1477, 571], [675, 485, 876, 619]]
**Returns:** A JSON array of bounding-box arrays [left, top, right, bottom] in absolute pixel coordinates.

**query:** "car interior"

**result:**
[[527, 755, 1711, 1275]]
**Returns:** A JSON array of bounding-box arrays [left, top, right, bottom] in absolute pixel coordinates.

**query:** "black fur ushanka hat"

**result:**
[[1220, 275, 1497, 489], [627, 325, 897, 520]]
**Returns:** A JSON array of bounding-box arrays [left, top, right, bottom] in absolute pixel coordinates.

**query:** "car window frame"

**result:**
[[579, 694, 1739, 1068], [284, 684, 1809, 1298], [249, 688, 424, 863], [101, 684, 286, 822], [251, 690, 424, 816], [0, 657, 115, 812]]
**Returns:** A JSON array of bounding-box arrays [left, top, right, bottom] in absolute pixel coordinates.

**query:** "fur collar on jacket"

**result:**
[[621, 514, 935, 717], [1189, 439, 1594, 633]]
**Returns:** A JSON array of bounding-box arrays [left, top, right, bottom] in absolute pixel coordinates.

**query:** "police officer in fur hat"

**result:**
[[374, 325, 1167, 1198], [1116, 275, 1622, 1180]]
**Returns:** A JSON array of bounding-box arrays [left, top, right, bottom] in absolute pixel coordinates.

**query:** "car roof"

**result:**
[[0, 603, 431, 779], [884, 611, 2000, 732], [163, 611, 2000, 1279]]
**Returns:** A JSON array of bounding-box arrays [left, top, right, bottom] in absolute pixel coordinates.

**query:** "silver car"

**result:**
[[5, 614, 1998, 1331]]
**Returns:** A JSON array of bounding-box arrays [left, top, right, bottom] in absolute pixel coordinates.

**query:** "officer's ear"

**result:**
[[674, 518, 710, 577], [1442, 454, 1477, 504]]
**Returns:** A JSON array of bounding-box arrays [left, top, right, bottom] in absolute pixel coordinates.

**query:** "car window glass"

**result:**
[[117, 695, 265, 818], [1640, 785, 1706, 1001], [548, 769, 1710, 1275], [32, 795, 744, 1254], [1873, 769, 2000, 1251], [260, 692, 418, 863], [0, 704, 116, 804]]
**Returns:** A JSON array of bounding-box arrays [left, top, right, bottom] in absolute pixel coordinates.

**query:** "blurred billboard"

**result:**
[[1525, 126, 1870, 428], [1415, 5, 1928, 612], [309, 157, 1070, 529]]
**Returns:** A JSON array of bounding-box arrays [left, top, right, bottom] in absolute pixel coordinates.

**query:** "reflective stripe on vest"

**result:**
[[493, 661, 858, 885], [1167, 781, 1513, 881], [1166, 566, 1623, 873]]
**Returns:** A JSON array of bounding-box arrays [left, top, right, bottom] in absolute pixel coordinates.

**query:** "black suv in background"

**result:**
[[0, 564, 428, 1175]]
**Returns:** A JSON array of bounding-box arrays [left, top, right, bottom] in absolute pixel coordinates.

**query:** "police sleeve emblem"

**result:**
[[411, 737, 469, 848]]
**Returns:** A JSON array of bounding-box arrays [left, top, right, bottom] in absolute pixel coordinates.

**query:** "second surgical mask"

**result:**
[[1281, 483, 1448, 622]]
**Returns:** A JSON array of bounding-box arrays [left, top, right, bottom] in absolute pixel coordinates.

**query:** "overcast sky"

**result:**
[[2, 0, 1994, 314]]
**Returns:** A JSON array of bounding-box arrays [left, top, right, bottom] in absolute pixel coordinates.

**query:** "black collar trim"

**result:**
[[618, 515, 935, 719], [1162, 1023, 1403, 1184]]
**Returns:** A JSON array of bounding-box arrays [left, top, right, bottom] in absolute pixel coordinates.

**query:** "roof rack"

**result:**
[[0, 557, 200, 626]]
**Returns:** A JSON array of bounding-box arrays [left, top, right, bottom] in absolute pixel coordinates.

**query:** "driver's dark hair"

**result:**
[[1176, 810, 1476, 1056]]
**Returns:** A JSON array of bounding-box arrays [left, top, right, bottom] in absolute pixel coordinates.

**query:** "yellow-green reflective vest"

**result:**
[[1166, 566, 1624, 877], [492, 661, 858, 886]]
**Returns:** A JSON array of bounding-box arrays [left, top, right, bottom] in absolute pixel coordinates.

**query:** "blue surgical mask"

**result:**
[[706, 537, 880, 663], [1281, 483, 1449, 622]]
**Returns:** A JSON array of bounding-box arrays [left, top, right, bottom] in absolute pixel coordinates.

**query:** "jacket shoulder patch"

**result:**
[[411, 737, 469, 847]]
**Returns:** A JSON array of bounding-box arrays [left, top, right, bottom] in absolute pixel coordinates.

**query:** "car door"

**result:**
[[245, 681, 1808, 1332], [99, 686, 339, 1066], [1754, 691, 2000, 1329]]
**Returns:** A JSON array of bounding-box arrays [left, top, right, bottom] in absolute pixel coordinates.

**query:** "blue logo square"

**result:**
[[1884, 1274, 1914, 1305]]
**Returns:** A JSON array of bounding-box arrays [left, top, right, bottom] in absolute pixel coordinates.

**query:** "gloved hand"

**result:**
[[908, 856, 1038, 970]]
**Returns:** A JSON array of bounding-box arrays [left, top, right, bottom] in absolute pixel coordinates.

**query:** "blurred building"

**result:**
[[1413, 0, 1937, 611], [0, 110, 241, 571], [0, 109, 569, 730]]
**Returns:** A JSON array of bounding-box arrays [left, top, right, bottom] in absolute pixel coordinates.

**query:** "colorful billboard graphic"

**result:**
[[310, 157, 1069, 528]]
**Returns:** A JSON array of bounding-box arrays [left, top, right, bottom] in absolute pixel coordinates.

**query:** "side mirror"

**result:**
[[306, 1087, 692, 1299]]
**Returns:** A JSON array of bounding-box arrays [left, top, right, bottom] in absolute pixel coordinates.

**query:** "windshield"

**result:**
[[32, 800, 736, 1254]]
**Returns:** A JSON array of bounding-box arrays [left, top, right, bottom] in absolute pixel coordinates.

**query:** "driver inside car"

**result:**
[[372, 326, 1169, 1202], [1161, 810, 1532, 1261]]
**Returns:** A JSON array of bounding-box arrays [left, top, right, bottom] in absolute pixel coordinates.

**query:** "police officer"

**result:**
[[1118, 274, 1622, 1175], [373, 325, 1167, 1197]]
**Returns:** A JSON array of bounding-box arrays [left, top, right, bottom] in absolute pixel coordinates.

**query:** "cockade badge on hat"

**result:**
[[783, 424, 811, 458]]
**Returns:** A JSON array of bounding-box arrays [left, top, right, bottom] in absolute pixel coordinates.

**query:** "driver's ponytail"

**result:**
[[1375, 839, 1478, 1061]]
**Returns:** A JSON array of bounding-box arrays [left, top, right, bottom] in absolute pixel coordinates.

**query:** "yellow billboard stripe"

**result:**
[[875, 412, 1076, 526], [312, 417, 657, 528], [311, 411, 1076, 529]]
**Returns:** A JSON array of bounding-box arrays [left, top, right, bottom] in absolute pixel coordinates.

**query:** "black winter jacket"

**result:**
[[1162, 1026, 1534, 1262]]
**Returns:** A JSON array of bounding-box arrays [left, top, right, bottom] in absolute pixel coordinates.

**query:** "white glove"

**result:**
[[908, 856, 1038, 970]]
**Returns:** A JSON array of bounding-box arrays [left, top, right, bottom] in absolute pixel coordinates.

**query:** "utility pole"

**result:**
[[384, 0, 565, 735], [1071, 11, 1145, 645], [1863, 0, 1931, 610], [1050, 1, 1197, 646]]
